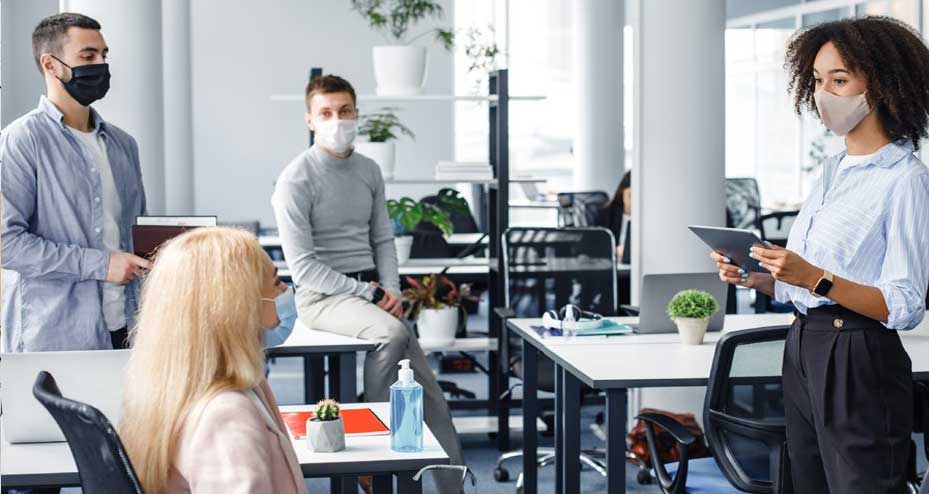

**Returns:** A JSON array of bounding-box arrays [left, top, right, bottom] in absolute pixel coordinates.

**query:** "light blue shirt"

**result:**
[[1, 96, 146, 351], [775, 139, 929, 330]]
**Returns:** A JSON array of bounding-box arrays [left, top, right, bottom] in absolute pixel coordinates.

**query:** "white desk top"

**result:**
[[261, 233, 487, 248], [274, 258, 491, 279], [1, 403, 447, 488], [267, 321, 376, 356], [508, 313, 929, 388]]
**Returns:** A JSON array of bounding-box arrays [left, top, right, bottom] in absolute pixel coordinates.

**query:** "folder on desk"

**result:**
[[281, 408, 390, 439], [132, 216, 218, 259]]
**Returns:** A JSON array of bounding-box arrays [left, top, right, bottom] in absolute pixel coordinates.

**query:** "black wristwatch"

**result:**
[[810, 270, 834, 298], [371, 286, 386, 305]]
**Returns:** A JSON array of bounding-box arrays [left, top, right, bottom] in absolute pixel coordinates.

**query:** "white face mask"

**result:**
[[314, 119, 357, 153], [813, 89, 871, 136]]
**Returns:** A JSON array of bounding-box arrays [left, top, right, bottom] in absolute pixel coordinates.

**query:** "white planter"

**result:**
[[674, 317, 710, 345], [355, 141, 396, 180], [306, 417, 345, 452], [395, 236, 413, 265], [417, 306, 458, 346], [372, 46, 427, 96]]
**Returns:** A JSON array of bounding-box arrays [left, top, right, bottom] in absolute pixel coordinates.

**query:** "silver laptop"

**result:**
[[1, 350, 130, 443], [630, 273, 728, 334]]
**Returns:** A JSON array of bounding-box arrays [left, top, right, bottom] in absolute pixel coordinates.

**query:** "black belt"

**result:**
[[344, 269, 379, 283], [796, 305, 880, 331]]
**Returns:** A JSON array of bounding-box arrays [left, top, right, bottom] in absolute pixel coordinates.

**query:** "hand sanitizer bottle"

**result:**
[[390, 359, 423, 452]]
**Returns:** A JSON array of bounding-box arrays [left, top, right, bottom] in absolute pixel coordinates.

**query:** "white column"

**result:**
[[61, 0, 166, 214], [162, 0, 194, 214], [573, 0, 624, 192], [1, 0, 59, 127], [628, 0, 726, 427]]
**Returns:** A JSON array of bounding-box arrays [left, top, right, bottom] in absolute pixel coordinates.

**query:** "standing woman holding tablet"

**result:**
[[712, 16, 929, 494]]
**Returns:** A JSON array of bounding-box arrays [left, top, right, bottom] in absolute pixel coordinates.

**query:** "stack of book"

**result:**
[[434, 161, 494, 181]]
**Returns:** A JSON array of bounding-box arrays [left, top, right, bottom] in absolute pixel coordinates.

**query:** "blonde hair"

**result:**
[[119, 227, 271, 492]]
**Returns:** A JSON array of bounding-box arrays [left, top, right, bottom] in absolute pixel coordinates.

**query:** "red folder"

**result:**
[[281, 408, 390, 439]]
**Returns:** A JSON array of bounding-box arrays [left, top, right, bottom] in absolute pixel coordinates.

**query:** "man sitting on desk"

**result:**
[[271, 75, 464, 494]]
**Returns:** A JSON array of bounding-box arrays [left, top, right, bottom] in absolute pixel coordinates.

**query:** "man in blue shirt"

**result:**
[[2, 13, 149, 352]]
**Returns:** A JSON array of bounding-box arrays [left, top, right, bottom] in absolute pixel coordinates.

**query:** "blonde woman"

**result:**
[[119, 227, 307, 494]]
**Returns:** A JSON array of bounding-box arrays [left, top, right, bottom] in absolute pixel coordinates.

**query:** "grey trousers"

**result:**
[[297, 290, 466, 494]]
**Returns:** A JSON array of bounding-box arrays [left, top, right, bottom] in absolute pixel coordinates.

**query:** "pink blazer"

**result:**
[[167, 380, 308, 494]]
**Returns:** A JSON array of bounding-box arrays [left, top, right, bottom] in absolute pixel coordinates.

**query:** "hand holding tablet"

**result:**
[[688, 225, 772, 274]]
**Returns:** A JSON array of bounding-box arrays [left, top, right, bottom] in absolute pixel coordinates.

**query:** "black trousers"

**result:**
[[783, 305, 913, 494], [110, 327, 129, 349]]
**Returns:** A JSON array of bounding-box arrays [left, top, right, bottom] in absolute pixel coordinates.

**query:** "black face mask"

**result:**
[[51, 55, 110, 106]]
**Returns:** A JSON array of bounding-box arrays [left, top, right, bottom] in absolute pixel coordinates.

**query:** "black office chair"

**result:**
[[411, 191, 481, 259], [32, 371, 144, 493], [921, 468, 929, 494], [556, 191, 610, 227], [636, 325, 793, 494], [494, 227, 625, 488]]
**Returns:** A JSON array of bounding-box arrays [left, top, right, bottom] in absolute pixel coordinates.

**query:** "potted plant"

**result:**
[[667, 289, 719, 345], [306, 398, 345, 452], [351, 0, 454, 95], [355, 107, 415, 180], [386, 188, 468, 264], [403, 274, 478, 346]]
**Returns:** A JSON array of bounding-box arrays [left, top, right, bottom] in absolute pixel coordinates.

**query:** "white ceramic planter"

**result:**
[[417, 306, 458, 346], [306, 417, 345, 452], [674, 317, 710, 345], [355, 141, 396, 180], [372, 46, 427, 96], [395, 236, 414, 264]]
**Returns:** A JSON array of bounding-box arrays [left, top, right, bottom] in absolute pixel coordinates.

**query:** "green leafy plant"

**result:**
[[358, 108, 415, 143], [463, 25, 501, 75], [351, 0, 454, 49], [667, 290, 719, 320], [314, 398, 341, 421], [403, 274, 479, 319], [386, 188, 468, 236]]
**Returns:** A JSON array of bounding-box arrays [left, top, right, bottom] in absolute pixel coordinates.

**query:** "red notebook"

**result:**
[[281, 408, 390, 439]]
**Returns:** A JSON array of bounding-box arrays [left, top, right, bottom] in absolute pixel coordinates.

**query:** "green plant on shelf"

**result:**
[[350, 0, 454, 49], [386, 188, 468, 237], [314, 399, 341, 421], [667, 289, 718, 320], [358, 107, 415, 143]]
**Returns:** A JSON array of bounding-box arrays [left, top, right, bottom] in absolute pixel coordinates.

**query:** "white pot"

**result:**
[[306, 417, 345, 452], [395, 236, 413, 265], [372, 46, 427, 96], [417, 306, 458, 346], [674, 317, 710, 345], [355, 141, 396, 180]]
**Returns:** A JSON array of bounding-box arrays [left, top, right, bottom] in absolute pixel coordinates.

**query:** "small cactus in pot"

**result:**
[[306, 398, 346, 452]]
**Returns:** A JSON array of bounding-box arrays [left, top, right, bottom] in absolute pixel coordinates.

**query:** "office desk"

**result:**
[[268, 321, 376, 404], [2, 403, 448, 494], [506, 313, 929, 494], [261, 233, 486, 249], [273, 258, 490, 281]]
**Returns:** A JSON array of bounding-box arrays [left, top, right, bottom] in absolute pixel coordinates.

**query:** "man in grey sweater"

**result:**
[[271, 75, 464, 493]]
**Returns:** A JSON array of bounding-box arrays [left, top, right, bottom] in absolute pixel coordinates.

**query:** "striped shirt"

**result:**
[[774, 139, 929, 330]]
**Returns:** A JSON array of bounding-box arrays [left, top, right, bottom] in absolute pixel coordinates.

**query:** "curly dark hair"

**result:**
[[784, 16, 929, 148]]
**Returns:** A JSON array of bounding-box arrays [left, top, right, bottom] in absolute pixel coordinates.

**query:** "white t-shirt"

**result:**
[[71, 128, 126, 331], [837, 151, 877, 174]]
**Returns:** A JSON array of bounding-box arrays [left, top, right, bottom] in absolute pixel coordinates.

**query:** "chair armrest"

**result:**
[[635, 412, 696, 446], [494, 307, 516, 320], [634, 412, 693, 494], [620, 304, 640, 317]]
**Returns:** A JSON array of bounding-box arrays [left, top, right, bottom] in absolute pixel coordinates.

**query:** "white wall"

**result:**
[[189, 0, 454, 225], [1, 0, 58, 127]]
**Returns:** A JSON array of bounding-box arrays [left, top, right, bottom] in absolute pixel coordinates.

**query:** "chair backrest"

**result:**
[[726, 178, 762, 230], [32, 371, 144, 493], [556, 191, 610, 227], [502, 227, 618, 317], [704, 326, 791, 494]]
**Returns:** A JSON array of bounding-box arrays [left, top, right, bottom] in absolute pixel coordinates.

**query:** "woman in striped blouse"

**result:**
[[713, 16, 929, 494]]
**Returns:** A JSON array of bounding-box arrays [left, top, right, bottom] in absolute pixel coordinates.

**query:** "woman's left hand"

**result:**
[[749, 244, 821, 291]]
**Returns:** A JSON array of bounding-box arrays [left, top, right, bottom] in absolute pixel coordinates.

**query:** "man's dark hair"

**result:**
[[305, 75, 357, 111], [785, 16, 929, 149], [32, 12, 101, 74]]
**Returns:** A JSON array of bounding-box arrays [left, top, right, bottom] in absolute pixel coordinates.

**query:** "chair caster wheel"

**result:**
[[637, 469, 653, 484], [494, 467, 510, 482]]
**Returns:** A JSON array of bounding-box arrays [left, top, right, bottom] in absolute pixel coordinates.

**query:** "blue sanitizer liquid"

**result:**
[[390, 360, 424, 453]]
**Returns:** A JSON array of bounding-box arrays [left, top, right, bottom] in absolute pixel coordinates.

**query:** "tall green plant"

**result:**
[[385, 188, 468, 236], [351, 0, 454, 49], [359, 108, 415, 143]]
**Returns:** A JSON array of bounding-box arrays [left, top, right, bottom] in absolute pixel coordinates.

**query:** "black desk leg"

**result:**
[[330, 476, 355, 494], [332, 352, 358, 403], [555, 364, 564, 494], [373, 474, 393, 494], [498, 318, 510, 451], [562, 368, 581, 494], [304, 355, 325, 403], [396, 471, 422, 494], [522, 342, 538, 494], [606, 388, 628, 494]]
